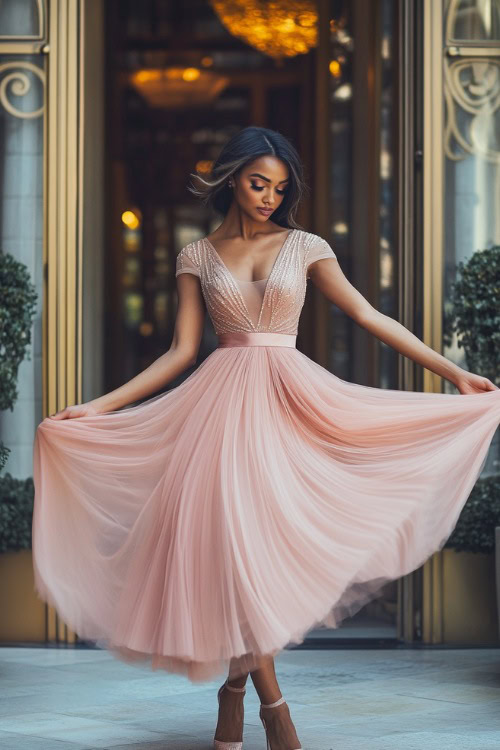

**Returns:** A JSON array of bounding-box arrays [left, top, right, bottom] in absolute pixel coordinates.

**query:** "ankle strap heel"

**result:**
[[261, 696, 285, 708], [213, 679, 246, 750], [217, 679, 246, 705], [224, 679, 246, 693], [259, 697, 301, 750]]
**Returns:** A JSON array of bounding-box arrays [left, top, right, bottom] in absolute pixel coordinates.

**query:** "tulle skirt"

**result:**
[[32, 332, 500, 682]]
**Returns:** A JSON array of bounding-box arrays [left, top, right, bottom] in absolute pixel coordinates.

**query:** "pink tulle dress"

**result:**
[[32, 228, 500, 683]]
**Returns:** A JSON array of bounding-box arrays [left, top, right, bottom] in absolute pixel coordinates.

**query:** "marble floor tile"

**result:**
[[0, 728, 93, 749], [0, 646, 499, 749]]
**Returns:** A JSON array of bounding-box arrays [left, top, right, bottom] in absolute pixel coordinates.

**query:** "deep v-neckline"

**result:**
[[204, 228, 296, 330]]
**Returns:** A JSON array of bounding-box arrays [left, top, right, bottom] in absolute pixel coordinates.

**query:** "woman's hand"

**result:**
[[453, 370, 499, 395], [48, 401, 104, 420]]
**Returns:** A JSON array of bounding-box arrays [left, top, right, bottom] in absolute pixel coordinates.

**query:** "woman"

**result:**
[[33, 126, 500, 750]]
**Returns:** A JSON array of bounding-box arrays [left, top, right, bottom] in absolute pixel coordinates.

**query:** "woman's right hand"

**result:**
[[48, 401, 103, 420]]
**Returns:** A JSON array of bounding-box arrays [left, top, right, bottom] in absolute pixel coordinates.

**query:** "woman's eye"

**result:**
[[250, 184, 286, 195]]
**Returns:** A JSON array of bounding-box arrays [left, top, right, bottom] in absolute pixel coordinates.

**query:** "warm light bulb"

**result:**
[[121, 210, 141, 230], [133, 70, 161, 84], [329, 59, 341, 77], [139, 321, 154, 336], [195, 159, 214, 174], [182, 67, 201, 81]]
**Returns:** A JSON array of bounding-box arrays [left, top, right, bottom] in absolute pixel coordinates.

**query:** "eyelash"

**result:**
[[251, 184, 287, 196]]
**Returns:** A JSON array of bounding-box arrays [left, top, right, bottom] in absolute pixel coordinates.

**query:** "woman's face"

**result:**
[[231, 156, 290, 223]]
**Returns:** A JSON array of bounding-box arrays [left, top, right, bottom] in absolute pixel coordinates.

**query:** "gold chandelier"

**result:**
[[130, 67, 229, 109], [209, 0, 318, 60]]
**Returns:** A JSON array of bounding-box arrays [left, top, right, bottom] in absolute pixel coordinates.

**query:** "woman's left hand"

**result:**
[[453, 370, 499, 395]]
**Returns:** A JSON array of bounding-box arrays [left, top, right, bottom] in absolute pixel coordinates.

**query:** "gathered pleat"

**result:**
[[32, 345, 500, 682]]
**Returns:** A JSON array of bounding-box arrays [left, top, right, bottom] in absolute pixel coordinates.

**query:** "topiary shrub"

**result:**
[[0, 251, 38, 554], [0, 251, 38, 472], [445, 246, 500, 554], [445, 476, 500, 555], [0, 473, 34, 553], [447, 245, 500, 386]]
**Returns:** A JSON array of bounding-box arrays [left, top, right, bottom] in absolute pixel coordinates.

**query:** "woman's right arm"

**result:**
[[49, 273, 205, 419]]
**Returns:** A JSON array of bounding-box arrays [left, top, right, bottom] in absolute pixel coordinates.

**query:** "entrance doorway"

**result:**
[[102, 0, 420, 644]]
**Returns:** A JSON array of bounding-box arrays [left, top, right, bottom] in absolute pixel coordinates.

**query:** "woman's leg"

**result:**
[[214, 660, 248, 743], [248, 654, 282, 704], [250, 655, 302, 750], [227, 671, 249, 689]]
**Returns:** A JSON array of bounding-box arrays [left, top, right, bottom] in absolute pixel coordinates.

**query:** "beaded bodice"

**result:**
[[175, 228, 336, 336]]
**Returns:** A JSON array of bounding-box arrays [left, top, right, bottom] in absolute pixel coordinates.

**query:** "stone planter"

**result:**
[[0, 549, 46, 642], [442, 547, 499, 644]]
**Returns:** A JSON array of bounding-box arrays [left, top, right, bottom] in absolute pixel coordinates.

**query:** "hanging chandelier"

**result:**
[[130, 67, 229, 109], [209, 0, 318, 61]]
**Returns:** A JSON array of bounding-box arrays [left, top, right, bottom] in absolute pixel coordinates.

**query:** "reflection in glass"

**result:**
[[378, 0, 398, 390], [0, 0, 40, 38], [327, 0, 354, 381], [445, 0, 500, 42], [325, 0, 399, 640], [443, 1, 500, 476], [0, 54, 45, 478]]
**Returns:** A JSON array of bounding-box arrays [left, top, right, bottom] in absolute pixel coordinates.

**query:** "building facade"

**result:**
[[0, 0, 499, 646]]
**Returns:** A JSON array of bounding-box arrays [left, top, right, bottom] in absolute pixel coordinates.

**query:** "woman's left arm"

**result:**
[[309, 258, 498, 395]]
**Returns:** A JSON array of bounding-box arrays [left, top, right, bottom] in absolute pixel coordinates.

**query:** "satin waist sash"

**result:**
[[217, 332, 297, 348]]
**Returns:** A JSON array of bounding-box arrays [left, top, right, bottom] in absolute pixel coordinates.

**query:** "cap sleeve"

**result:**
[[175, 245, 200, 278], [306, 237, 336, 279]]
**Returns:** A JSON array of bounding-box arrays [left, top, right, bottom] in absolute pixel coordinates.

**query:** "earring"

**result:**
[[228, 180, 233, 188]]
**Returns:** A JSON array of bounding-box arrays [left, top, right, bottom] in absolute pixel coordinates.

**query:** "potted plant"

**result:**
[[0, 250, 41, 641], [0, 474, 35, 554], [445, 245, 500, 640]]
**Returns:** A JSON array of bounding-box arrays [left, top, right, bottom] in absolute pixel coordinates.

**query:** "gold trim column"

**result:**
[[44, 0, 83, 417], [312, 0, 332, 367], [398, 0, 422, 642], [43, 0, 85, 645], [421, 0, 444, 644]]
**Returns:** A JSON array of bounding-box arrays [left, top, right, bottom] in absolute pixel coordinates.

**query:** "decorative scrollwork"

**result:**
[[0, 61, 45, 119], [444, 58, 500, 163]]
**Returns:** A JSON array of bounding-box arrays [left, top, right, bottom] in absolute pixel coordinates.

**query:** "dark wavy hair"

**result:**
[[187, 126, 308, 229]]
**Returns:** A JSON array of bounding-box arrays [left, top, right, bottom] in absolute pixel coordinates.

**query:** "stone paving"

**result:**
[[0, 645, 499, 749]]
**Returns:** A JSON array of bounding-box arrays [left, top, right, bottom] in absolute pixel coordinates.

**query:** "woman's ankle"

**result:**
[[227, 676, 248, 689]]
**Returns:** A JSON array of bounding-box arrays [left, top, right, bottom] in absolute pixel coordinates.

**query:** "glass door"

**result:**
[[307, 0, 422, 642]]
